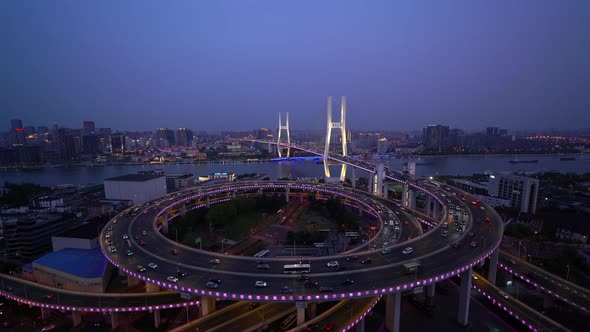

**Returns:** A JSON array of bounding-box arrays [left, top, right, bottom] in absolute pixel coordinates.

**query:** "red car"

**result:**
[[468, 232, 475, 237], [470, 241, 478, 248], [324, 322, 336, 331], [450, 243, 461, 249], [484, 217, 491, 222]]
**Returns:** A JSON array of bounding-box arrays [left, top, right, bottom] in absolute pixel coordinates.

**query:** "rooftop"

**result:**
[[33, 247, 108, 279], [105, 173, 164, 182]]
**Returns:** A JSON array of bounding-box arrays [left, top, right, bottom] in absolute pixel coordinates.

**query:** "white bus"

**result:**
[[283, 264, 311, 274]]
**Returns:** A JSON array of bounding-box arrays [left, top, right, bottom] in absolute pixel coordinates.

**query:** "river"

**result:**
[[0, 154, 588, 187]]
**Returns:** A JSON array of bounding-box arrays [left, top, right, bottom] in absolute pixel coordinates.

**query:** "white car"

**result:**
[[166, 276, 179, 283], [255, 280, 267, 288], [148, 262, 158, 269], [123, 234, 129, 240], [326, 261, 339, 267], [402, 247, 414, 255], [498, 291, 509, 299]]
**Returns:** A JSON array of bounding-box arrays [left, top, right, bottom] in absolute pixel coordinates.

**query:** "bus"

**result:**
[[283, 264, 311, 274], [402, 261, 423, 275], [253, 249, 270, 258]]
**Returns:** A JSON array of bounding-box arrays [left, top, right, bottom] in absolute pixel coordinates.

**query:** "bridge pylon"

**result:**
[[323, 96, 347, 181], [277, 112, 291, 158]]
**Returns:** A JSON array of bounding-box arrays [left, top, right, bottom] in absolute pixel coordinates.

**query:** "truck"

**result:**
[[402, 261, 423, 275]]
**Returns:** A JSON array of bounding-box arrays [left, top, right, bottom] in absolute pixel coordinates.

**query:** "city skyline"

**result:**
[[4, 1, 590, 132]]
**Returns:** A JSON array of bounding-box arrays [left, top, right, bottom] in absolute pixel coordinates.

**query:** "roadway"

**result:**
[[472, 272, 572, 332], [498, 251, 590, 314], [102, 180, 504, 303], [0, 273, 196, 311]]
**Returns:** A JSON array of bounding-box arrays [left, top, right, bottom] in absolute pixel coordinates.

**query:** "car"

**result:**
[[255, 280, 267, 288], [319, 286, 334, 293], [382, 242, 389, 247], [208, 277, 222, 284], [441, 230, 449, 237], [381, 248, 392, 254], [4, 286, 14, 292], [148, 262, 158, 269], [280, 286, 294, 293], [323, 322, 336, 331], [257, 264, 270, 270], [43, 294, 55, 300], [136, 265, 146, 272], [126, 250, 134, 256], [105, 233, 111, 239], [139, 240, 145, 246], [450, 243, 461, 248], [41, 324, 57, 331], [255, 260, 268, 265], [1, 321, 15, 328], [142, 230, 148, 236], [402, 247, 413, 255], [177, 270, 187, 278], [456, 227, 464, 233], [468, 232, 475, 237], [498, 291, 509, 299], [210, 258, 221, 264], [442, 223, 448, 229], [170, 249, 180, 255], [342, 279, 354, 286], [134, 235, 140, 240], [206, 281, 219, 289], [123, 234, 129, 240], [484, 217, 491, 222], [107, 240, 113, 245], [480, 206, 485, 210], [112, 219, 118, 224], [107, 226, 112, 231], [361, 258, 372, 264], [469, 241, 478, 247], [166, 276, 179, 283], [472, 273, 479, 280], [326, 261, 339, 267]]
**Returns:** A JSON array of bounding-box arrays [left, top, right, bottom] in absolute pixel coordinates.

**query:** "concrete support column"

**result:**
[[110, 312, 120, 330], [127, 275, 140, 288], [286, 188, 290, 203], [358, 207, 363, 216], [426, 283, 436, 306], [457, 267, 473, 327], [402, 184, 409, 207], [181, 203, 186, 217], [161, 215, 169, 234], [352, 167, 357, 189], [488, 248, 499, 285], [306, 302, 317, 320], [356, 317, 365, 332], [425, 196, 432, 217], [296, 301, 307, 326], [258, 188, 263, 196], [154, 309, 161, 328], [408, 190, 416, 209], [385, 292, 401, 332], [206, 196, 210, 208], [232, 191, 237, 199], [72, 311, 82, 327], [201, 296, 216, 317], [146, 283, 160, 293], [433, 203, 439, 219]]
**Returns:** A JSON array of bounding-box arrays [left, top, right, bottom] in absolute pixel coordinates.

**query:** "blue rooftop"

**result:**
[[33, 248, 108, 279]]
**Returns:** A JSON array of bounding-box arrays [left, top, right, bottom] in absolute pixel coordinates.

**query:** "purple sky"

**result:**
[[3, 1, 590, 132]]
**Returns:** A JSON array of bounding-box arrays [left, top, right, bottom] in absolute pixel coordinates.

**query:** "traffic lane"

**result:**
[[179, 302, 253, 332], [498, 253, 590, 311], [208, 303, 294, 332], [472, 273, 569, 332]]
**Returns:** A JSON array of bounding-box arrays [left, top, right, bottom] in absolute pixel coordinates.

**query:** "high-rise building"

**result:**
[[488, 174, 539, 214], [83, 121, 96, 135], [422, 125, 449, 150], [56, 128, 79, 161], [10, 118, 23, 130], [82, 134, 100, 155], [109, 133, 125, 156], [176, 128, 188, 147], [486, 127, 499, 137]]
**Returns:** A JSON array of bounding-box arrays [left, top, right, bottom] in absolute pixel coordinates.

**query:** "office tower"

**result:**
[[10, 118, 23, 130], [83, 121, 96, 135], [422, 125, 449, 150]]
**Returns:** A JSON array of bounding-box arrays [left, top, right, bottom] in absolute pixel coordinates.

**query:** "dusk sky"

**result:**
[[3, 1, 590, 132]]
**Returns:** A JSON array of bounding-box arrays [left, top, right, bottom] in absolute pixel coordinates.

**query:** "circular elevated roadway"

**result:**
[[101, 180, 504, 303]]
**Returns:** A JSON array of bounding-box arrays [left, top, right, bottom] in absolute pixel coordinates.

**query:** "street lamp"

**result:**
[[566, 265, 571, 281]]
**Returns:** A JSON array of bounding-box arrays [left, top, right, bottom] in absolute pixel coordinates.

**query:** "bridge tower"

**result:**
[[277, 112, 291, 158], [323, 96, 347, 181]]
